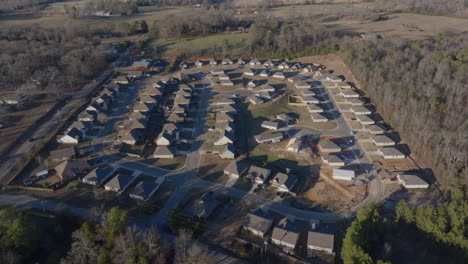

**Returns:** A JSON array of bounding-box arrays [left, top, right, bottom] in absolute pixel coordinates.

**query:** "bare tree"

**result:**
[[174, 229, 212, 264]]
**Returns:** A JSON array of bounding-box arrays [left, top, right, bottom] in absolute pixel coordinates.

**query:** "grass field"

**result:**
[[150, 33, 249, 56]]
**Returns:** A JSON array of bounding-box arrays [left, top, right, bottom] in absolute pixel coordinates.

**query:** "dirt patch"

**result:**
[[197, 155, 231, 184]]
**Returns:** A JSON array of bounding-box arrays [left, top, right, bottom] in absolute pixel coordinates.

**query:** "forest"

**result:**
[[340, 34, 468, 188], [380, 0, 468, 16], [0, 25, 110, 104]]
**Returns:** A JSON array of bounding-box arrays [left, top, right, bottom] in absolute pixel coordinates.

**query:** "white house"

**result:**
[[332, 169, 355, 181], [351, 106, 372, 115], [318, 141, 342, 153], [378, 147, 405, 159], [286, 137, 301, 152], [261, 121, 280, 130], [372, 135, 396, 146], [397, 173, 429, 189], [271, 172, 297, 193], [311, 113, 329, 123], [322, 154, 345, 166], [243, 209, 273, 237], [271, 218, 298, 254], [307, 231, 334, 254], [341, 90, 360, 98], [104, 173, 136, 192], [356, 115, 375, 125]]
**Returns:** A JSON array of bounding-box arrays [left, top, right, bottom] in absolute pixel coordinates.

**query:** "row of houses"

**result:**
[[210, 96, 238, 159], [153, 83, 195, 159], [192, 58, 309, 70], [224, 160, 297, 193], [56, 80, 126, 144], [243, 209, 334, 255], [82, 166, 165, 200]]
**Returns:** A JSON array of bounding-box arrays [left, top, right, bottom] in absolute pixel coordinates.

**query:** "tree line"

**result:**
[[0, 25, 110, 102], [340, 34, 468, 189], [379, 0, 468, 16]]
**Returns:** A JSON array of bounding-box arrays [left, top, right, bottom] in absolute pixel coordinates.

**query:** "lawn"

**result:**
[[149, 33, 249, 57], [197, 155, 231, 184], [140, 155, 187, 170]]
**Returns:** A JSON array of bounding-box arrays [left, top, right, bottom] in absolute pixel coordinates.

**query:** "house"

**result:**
[[50, 147, 76, 162], [271, 172, 297, 193], [153, 146, 175, 158], [340, 90, 360, 98], [275, 113, 294, 125], [302, 95, 320, 104], [179, 61, 188, 69], [322, 154, 345, 166], [156, 130, 174, 146], [224, 160, 249, 178], [372, 135, 396, 146], [347, 98, 364, 106], [261, 84, 275, 92], [260, 69, 271, 77], [247, 79, 260, 89], [213, 143, 235, 159], [221, 80, 234, 86], [322, 80, 337, 89], [261, 121, 280, 130], [132, 59, 151, 71], [271, 218, 299, 254], [222, 58, 233, 65], [255, 131, 283, 144], [216, 112, 234, 123], [218, 73, 230, 80], [351, 106, 372, 115], [195, 60, 203, 68], [318, 141, 342, 152], [250, 59, 261, 66], [286, 138, 301, 152], [288, 76, 301, 83], [57, 129, 81, 144], [243, 68, 255, 76], [215, 122, 235, 133], [212, 98, 235, 105], [237, 59, 246, 65], [167, 113, 185, 123], [295, 82, 311, 89], [104, 173, 136, 192], [338, 82, 352, 89], [247, 165, 271, 185], [291, 63, 302, 71], [356, 115, 375, 125], [121, 118, 145, 130], [133, 102, 151, 112], [307, 104, 325, 113], [307, 231, 334, 254], [82, 167, 115, 186], [214, 104, 237, 113], [366, 124, 386, 134], [379, 147, 405, 159], [214, 130, 234, 145], [332, 169, 355, 181], [263, 60, 275, 68], [247, 95, 264, 105], [78, 111, 96, 122], [210, 59, 218, 66], [117, 129, 143, 145], [325, 74, 342, 83], [243, 209, 273, 237], [162, 123, 180, 133], [129, 179, 162, 200], [185, 192, 220, 219], [54, 160, 87, 181], [113, 76, 129, 85], [129, 111, 148, 124], [278, 62, 289, 69], [311, 113, 329, 123], [397, 173, 429, 189], [256, 91, 276, 100], [272, 71, 286, 79], [139, 94, 157, 104]]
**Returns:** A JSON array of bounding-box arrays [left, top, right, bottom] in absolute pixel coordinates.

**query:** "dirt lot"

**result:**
[[197, 155, 231, 184], [0, 95, 62, 162]]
